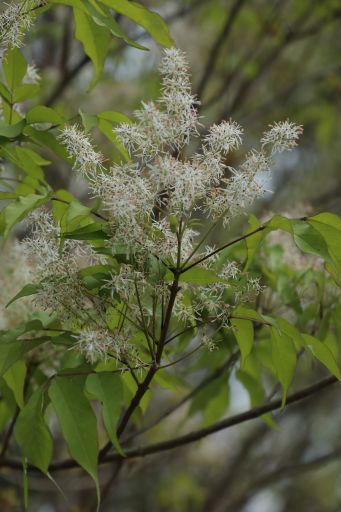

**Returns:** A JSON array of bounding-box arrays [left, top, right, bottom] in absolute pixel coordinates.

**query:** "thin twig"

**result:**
[[1, 374, 337, 472]]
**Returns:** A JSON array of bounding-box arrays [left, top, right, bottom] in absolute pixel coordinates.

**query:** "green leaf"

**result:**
[[26, 106, 63, 125], [3, 48, 27, 90], [98, 111, 132, 124], [266, 214, 293, 233], [4, 360, 27, 409], [154, 369, 187, 391], [74, 7, 111, 89], [13, 84, 40, 103], [178, 267, 225, 285], [0, 119, 25, 138], [0, 144, 46, 180], [99, 0, 173, 47], [15, 387, 53, 473], [81, 0, 147, 50], [302, 334, 341, 379], [49, 376, 99, 495], [86, 373, 124, 456], [237, 368, 277, 428], [189, 375, 229, 426], [231, 317, 254, 367], [291, 221, 331, 262], [23, 126, 69, 159], [63, 223, 108, 240], [79, 109, 98, 131], [309, 213, 341, 273], [270, 327, 296, 407], [2, 194, 49, 238], [272, 317, 303, 351], [6, 283, 40, 308], [231, 305, 265, 323], [98, 118, 130, 160], [244, 214, 266, 270], [0, 83, 11, 103], [0, 191, 19, 199], [0, 338, 44, 377]]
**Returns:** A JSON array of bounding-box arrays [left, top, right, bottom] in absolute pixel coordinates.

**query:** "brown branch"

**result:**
[[2, 374, 336, 472], [122, 350, 239, 444], [219, 4, 340, 118], [196, 0, 246, 100], [224, 446, 341, 511], [98, 273, 181, 460], [202, 0, 287, 110], [181, 224, 267, 273], [100, 375, 339, 463]]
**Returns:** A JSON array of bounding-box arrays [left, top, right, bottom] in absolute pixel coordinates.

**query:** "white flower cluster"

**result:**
[[0, 0, 42, 50], [52, 48, 304, 364], [173, 258, 263, 328], [58, 125, 104, 178], [60, 48, 302, 251], [261, 120, 303, 155], [116, 48, 199, 160], [22, 210, 99, 323], [75, 327, 131, 364]]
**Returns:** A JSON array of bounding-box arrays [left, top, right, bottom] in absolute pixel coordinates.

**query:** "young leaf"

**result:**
[[3, 48, 27, 90], [270, 327, 296, 407], [302, 334, 341, 380], [13, 84, 40, 103], [244, 214, 266, 270], [99, 0, 173, 47], [2, 194, 49, 237], [0, 338, 44, 377], [98, 117, 130, 160], [26, 106, 63, 125], [0, 119, 25, 138], [231, 317, 254, 367], [231, 305, 265, 323], [15, 388, 53, 473], [86, 373, 124, 456], [48, 377, 99, 493], [6, 284, 40, 308], [189, 375, 229, 426], [237, 368, 277, 428], [73, 8, 111, 89], [178, 267, 225, 285], [3, 361, 27, 409], [291, 221, 331, 262], [309, 213, 341, 273]]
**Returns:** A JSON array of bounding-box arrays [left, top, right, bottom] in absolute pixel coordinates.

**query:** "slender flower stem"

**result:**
[[181, 225, 267, 273]]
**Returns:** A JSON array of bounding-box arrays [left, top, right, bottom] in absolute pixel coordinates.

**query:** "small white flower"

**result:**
[[0, 0, 42, 49], [91, 163, 154, 224], [75, 327, 128, 364], [204, 120, 243, 155], [24, 63, 41, 84], [202, 334, 218, 352], [261, 120, 303, 155], [59, 125, 104, 178]]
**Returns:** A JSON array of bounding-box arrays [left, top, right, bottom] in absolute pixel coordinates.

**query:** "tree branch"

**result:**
[[1, 375, 337, 472], [196, 0, 246, 101], [122, 349, 239, 444]]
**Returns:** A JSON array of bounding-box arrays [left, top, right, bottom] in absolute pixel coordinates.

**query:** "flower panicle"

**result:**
[[0, 0, 43, 50], [58, 124, 104, 178], [261, 120, 303, 155]]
